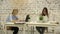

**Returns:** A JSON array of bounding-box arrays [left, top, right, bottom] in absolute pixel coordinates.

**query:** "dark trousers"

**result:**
[[36, 27, 45, 34], [11, 27, 19, 34]]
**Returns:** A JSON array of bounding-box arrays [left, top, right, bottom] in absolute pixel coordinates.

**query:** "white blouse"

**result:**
[[43, 16, 49, 22], [38, 16, 49, 23]]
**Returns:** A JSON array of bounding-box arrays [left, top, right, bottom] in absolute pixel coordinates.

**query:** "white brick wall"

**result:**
[[0, 0, 60, 34], [0, 0, 60, 22]]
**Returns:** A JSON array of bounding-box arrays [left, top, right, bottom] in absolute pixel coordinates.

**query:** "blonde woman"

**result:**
[[6, 9, 19, 34]]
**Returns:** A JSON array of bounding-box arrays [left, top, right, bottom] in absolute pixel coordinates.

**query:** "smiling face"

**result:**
[[43, 9, 47, 15], [12, 9, 18, 16], [42, 7, 48, 16]]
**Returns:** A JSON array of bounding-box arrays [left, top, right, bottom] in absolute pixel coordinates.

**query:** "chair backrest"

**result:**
[[0, 22, 5, 30], [0, 16, 2, 29], [0, 16, 5, 30]]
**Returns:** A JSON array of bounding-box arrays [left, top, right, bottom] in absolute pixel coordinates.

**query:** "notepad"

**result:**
[[6, 22, 14, 24], [15, 22, 25, 24]]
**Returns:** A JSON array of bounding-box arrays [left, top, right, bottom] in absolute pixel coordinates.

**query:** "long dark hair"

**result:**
[[41, 7, 49, 17]]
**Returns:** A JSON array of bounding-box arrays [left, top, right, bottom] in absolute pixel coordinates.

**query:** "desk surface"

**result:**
[[6, 22, 25, 24], [5, 22, 58, 26], [26, 22, 58, 27]]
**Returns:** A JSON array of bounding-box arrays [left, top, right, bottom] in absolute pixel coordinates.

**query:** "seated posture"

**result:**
[[6, 9, 19, 34], [36, 7, 49, 34]]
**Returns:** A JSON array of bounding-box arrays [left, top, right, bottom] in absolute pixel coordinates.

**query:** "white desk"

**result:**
[[4, 22, 26, 34], [4, 22, 58, 34], [26, 22, 58, 34]]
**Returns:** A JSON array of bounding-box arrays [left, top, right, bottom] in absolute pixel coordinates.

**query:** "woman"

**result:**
[[36, 7, 49, 34], [6, 9, 19, 34]]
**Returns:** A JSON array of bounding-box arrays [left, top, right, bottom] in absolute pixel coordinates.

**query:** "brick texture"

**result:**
[[0, 0, 60, 33]]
